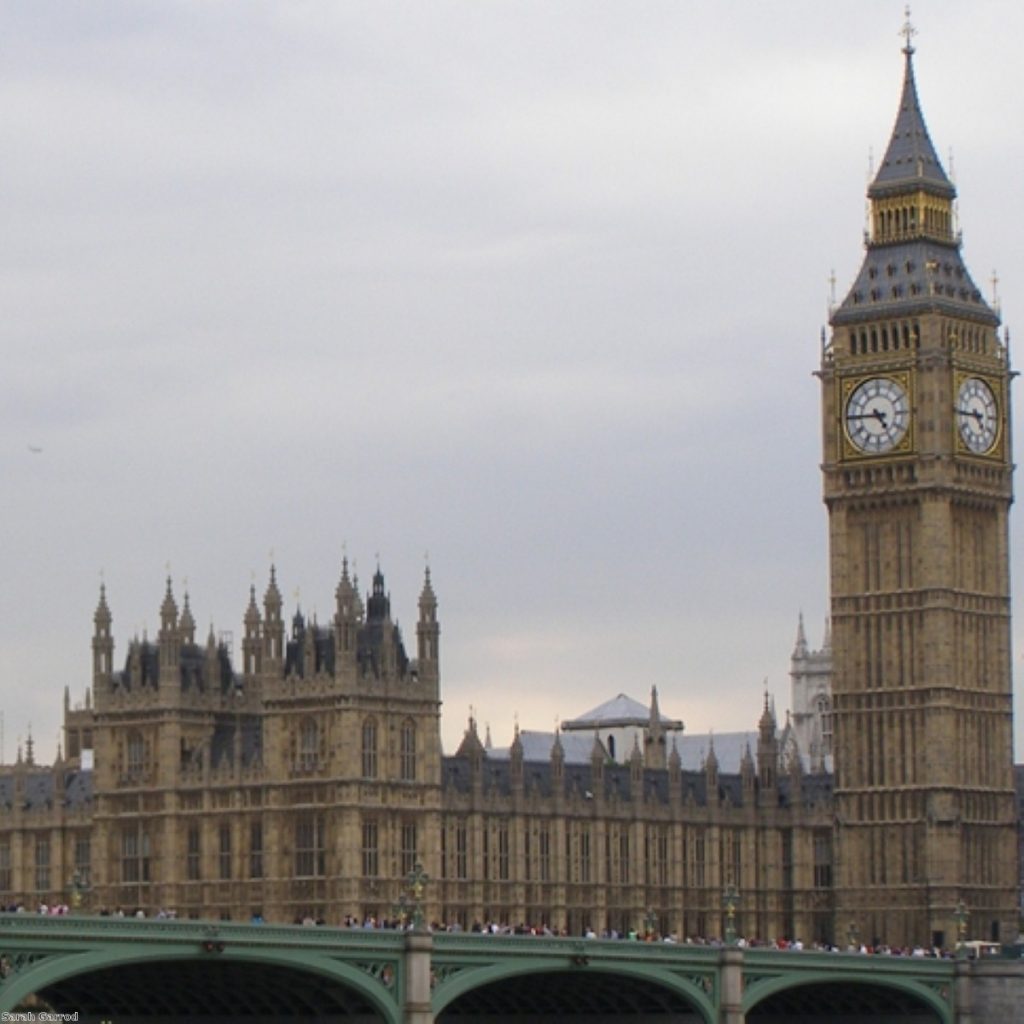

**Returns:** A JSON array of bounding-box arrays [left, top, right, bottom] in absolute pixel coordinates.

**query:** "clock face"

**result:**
[[956, 377, 998, 453], [844, 377, 910, 454]]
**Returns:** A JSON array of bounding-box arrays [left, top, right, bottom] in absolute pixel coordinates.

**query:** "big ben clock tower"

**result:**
[[821, 20, 1018, 948]]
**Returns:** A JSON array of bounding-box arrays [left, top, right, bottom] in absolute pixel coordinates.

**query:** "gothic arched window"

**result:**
[[815, 694, 833, 754], [362, 718, 378, 779], [127, 731, 145, 775], [299, 717, 318, 769], [400, 720, 416, 781]]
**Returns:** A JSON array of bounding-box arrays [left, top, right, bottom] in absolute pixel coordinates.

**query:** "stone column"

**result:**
[[403, 929, 434, 1024], [953, 958, 972, 1024], [719, 946, 744, 1024]]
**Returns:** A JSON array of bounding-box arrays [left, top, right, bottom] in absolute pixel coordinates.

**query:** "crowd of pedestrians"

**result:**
[[2, 901, 973, 958]]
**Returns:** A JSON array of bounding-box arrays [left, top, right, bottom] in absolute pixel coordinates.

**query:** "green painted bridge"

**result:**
[[0, 913, 998, 1022]]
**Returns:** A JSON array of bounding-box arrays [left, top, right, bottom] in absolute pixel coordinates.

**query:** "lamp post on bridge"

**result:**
[[69, 870, 90, 915], [953, 900, 969, 959], [722, 883, 739, 946], [405, 862, 429, 932]]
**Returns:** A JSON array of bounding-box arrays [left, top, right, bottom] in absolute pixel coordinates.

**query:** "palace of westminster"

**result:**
[[1, 34, 1022, 950]]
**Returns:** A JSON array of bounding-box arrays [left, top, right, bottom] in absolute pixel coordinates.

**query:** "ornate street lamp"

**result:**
[[847, 920, 859, 951], [953, 900, 969, 959], [642, 906, 657, 939], [722, 883, 739, 945], [405, 861, 429, 931], [69, 870, 90, 914]]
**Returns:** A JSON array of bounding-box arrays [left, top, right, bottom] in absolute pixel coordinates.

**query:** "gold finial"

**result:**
[[900, 6, 916, 54], [992, 270, 1001, 312], [828, 269, 837, 312]]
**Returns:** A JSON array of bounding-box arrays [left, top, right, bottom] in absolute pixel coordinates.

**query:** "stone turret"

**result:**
[[242, 584, 261, 677], [416, 566, 439, 689], [704, 738, 719, 798], [757, 693, 778, 798], [334, 557, 360, 668], [92, 583, 113, 687], [158, 577, 180, 687], [179, 592, 196, 646], [263, 566, 284, 671], [644, 686, 667, 770]]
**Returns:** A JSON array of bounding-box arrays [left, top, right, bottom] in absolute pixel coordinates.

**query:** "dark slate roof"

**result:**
[[284, 615, 337, 678], [180, 643, 238, 694], [0, 769, 93, 812], [441, 755, 832, 810], [112, 640, 239, 694], [280, 585, 412, 683], [870, 48, 953, 200], [66, 769, 94, 808], [832, 241, 997, 327]]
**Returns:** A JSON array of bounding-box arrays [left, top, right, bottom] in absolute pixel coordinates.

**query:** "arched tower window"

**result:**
[[815, 694, 833, 755], [299, 717, 318, 769], [400, 720, 417, 782], [127, 731, 145, 775], [362, 718, 378, 779]]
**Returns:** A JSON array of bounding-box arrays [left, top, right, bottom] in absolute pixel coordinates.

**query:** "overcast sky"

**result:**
[[4, 1, 1024, 763]]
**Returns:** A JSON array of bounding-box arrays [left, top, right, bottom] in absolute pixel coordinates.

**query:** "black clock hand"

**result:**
[[956, 407, 984, 423], [848, 409, 889, 426]]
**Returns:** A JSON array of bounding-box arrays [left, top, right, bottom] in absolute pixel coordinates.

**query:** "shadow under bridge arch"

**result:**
[[4, 947, 402, 1022], [745, 975, 953, 1024], [434, 961, 715, 1022]]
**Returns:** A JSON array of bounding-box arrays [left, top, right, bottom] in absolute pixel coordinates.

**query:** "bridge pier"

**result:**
[[719, 947, 744, 1024], [953, 959, 972, 1024], [404, 929, 434, 1024]]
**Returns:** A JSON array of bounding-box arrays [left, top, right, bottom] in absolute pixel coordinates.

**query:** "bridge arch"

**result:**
[[743, 971, 953, 1023], [433, 959, 716, 1021], [0, 945, 401, 1022]]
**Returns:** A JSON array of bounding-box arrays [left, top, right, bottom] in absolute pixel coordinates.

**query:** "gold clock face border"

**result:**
[[953, 371, 1003, 459], [838, 371, 914, 462]]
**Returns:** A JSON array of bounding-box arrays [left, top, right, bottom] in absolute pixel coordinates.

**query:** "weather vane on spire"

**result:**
[[901, 5, 916, 54]]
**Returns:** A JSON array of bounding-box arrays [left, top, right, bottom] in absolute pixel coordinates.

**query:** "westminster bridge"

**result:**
[[0, 914, 1020, 1022]]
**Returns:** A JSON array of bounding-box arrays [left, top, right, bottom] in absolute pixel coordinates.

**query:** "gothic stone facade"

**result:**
[[1, 567, 838, 945]]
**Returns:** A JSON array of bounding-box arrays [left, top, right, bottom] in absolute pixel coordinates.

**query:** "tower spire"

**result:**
[[832, 19, 996, 329], [871, 13, 953, 201]]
